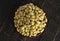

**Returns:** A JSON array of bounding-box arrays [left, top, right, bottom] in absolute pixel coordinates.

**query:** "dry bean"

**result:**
[[14, 3, 47, 37]]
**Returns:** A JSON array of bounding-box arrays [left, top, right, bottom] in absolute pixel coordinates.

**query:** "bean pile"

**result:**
[[14, 3, 47, 37]]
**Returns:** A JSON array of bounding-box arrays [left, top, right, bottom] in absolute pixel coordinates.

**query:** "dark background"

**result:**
[[0, 0, 60, 41]]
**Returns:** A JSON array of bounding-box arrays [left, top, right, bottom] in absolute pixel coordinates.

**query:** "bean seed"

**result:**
[[14, 3, 47, 37]]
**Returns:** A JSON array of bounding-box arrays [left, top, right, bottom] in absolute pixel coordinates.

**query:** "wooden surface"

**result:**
[[0, 0, 60, 41]]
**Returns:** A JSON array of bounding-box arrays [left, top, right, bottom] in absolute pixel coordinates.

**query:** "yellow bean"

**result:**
[[14, 3, 47, 37]]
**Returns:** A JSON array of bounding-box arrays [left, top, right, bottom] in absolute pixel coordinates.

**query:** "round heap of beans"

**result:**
[[14, 3, 47, 37]]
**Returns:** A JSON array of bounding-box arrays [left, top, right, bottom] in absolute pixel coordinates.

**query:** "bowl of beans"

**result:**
[[14, 3, 47, 37]]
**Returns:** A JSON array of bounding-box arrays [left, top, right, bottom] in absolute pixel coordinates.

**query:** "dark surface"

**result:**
[[0, 0, 60, 41]]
